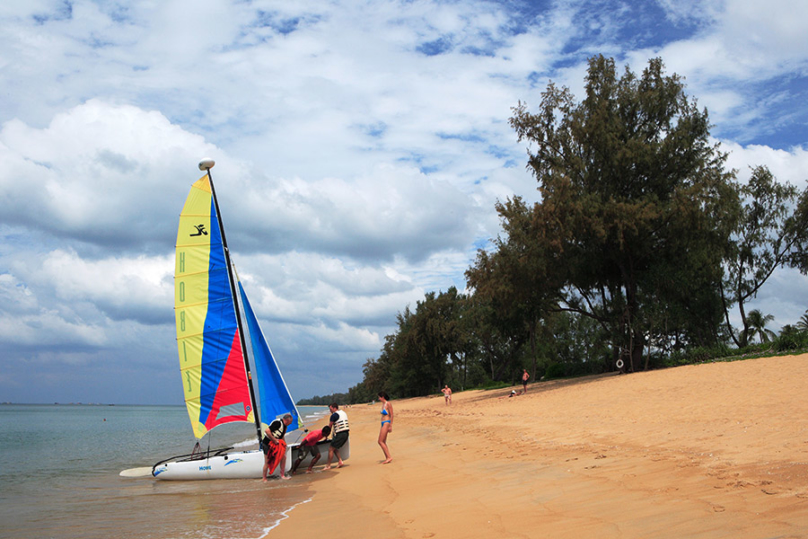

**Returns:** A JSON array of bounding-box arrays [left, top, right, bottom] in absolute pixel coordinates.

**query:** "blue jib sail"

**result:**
[[237, 281, 300, 432]]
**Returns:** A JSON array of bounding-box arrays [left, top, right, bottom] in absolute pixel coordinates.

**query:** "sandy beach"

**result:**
[[273, 354, 808, 538]]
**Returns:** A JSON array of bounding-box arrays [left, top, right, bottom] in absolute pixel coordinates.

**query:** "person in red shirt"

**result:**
[[291, 425, 332, 474]]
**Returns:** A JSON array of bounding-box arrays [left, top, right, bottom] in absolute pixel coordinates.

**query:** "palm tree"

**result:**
[[796, 310, 808, 333], [745, 309, 776, 344]]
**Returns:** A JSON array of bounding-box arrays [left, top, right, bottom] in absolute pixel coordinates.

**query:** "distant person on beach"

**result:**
[[442, 385, 452, 405], [263, 413, 294, 481], [291, 425, 331, 474], [325, 403, 349, 469], [499, 389, 522, 399], [377, 392, 393, 464], [522, 369, 530, 393]]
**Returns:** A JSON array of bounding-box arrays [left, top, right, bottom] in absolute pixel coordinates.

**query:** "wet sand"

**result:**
[[272, 354, 808, 538]]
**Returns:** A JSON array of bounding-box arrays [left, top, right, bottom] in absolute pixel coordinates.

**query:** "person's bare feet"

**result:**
[[337, 461, 344, 468], [280, 475, 291, 480], [306, 469, 313, 474], [323, 465, 332, 470], [382, 458, 392, 464]]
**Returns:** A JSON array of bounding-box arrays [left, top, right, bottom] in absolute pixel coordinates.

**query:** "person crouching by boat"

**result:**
[[324, 403, 349, 470], [377, 392, 393, 464], [291, 425, 331, 474], [263, 413, 293, 481]]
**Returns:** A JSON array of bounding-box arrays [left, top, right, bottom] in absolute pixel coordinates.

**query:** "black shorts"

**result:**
[[302, 443, 320, 458], [330, 430, 349, 449]]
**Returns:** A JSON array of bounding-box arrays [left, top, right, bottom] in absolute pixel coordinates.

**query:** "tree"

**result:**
[[463, 291, 527, 383], [744, 309, 776, 344], [787, 186, 808, 275], [372, 288, 472, 398], [721, 166, 801, 347], [466, 196, 565, 381], [795, 310, 808, 333], [509, 55, 737, 371]]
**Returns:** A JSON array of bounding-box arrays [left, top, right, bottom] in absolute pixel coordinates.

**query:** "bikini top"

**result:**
[[381, 406, 389, 416]]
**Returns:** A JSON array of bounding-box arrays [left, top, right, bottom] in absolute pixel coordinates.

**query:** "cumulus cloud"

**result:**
[[0, 0, 806, 403], [0, 100, 219, 253]]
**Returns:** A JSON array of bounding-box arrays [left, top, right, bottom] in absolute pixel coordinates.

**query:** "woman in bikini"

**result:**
[[377, 391, 393, 464]]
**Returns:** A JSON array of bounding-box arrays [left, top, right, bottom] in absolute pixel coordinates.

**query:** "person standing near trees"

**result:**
[[442, 385, 452, 405], [522, 369, 530, 393], [377, 392, 393, 464]]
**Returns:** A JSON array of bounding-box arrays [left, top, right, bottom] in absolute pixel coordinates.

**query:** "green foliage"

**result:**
[[775, 325, 808, 352], [796, 310, 808, 332], [297, 393, 349, 406], [364, 287, 478, 399], [657, 338, 808, 368], [320, 55, 808, 402], [543, 363, 566, 380], [465, 196, 567, 380], [744, 309, 777, 345], [509, 55, 737, 371], [543, 359, 606, 381], [468, 379, 511, 391], [722, 166, 802, 346], [789, 190, 808, 274]]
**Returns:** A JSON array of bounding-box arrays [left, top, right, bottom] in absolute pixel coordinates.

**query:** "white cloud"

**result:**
[[0, 288, 108, 349], [0, 100, 219, 248], [1, 0, 807, 403], [722, 141, 808, 186]]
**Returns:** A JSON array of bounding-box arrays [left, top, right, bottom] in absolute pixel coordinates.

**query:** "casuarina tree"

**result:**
[[509, 55, 738, 371]]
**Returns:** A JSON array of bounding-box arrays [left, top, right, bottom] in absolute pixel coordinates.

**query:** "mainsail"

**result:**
[[174, 175, 254, 438]]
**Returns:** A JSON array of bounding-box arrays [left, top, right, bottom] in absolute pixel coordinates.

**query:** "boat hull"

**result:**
[[152, 439, 349, 480]]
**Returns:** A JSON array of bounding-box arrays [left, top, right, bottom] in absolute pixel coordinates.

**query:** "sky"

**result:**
[[1, 0, 807, 406]]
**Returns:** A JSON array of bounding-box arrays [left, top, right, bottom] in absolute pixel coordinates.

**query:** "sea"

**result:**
[[0, 404, 330, 539]]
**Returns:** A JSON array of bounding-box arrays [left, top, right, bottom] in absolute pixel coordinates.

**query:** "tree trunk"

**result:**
[[631, 341, 644, 372], [529, 320, 538, 382]]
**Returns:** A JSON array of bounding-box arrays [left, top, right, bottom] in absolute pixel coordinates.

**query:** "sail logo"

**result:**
[[199, 465, 212, 471], [190, 224, 208, 237], [224, 459, 243, 466]]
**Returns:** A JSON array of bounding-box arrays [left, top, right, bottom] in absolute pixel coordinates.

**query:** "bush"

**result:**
[[542, 360, 606, 380], [469, 379, 511, 391], [544, 363, 566, 380], [775, 330, 808, 352]]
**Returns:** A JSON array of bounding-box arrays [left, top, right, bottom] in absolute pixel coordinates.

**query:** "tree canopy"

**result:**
[[507, 55, 738, 371], [335, 55, 808, 403]]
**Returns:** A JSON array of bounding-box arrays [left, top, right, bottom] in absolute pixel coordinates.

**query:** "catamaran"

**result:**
[[149, 158, 348, 480]]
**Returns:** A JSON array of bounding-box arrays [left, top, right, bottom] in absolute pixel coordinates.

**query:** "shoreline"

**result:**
[[272, 353, 808, 538]]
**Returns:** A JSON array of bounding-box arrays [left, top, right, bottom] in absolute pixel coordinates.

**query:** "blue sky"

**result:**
[[1, 0, 807, 405]]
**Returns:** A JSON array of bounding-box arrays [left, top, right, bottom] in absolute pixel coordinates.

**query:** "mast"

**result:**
[[198, 158, 264, 446]]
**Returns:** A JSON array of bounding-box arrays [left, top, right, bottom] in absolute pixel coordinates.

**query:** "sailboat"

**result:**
[[150, 159, 348, 480]]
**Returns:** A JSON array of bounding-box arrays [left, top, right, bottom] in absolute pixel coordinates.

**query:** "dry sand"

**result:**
[[273, 354, 808, 538]]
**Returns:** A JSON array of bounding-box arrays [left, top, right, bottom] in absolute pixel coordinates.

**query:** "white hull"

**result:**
[[152, 439, 349, 480]]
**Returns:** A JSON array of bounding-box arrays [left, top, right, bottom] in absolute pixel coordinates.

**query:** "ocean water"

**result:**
[[0, 404, 329, 539]]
